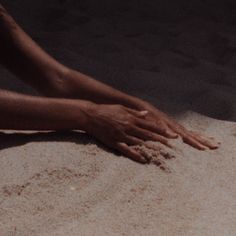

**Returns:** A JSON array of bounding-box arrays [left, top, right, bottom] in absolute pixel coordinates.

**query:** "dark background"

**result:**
[[2, 0, 236, 25], [1, 0, 236, 121]]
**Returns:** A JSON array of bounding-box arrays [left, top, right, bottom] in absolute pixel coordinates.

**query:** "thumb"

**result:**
[[138, 110, 149, 117]]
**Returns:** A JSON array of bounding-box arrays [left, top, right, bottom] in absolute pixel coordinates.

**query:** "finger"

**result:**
[[182, 135, 207, 150], [189, 132, 220, 149], [123, 135, 144, 146], [125, 107, 149, 118], [127, 126, 173, 148], [116, 142, 147, 163], [162, 123, 179, 138], [168, 120, 219, 150], [174, 122, 220, 149], [172, 128, 207, 150], [168, 122, 209, 149], [135, 119, 178, 139]]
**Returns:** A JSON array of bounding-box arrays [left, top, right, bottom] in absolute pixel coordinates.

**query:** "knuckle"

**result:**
[[123, 120, 132, 128], [118, 104, 125, 110], [146, 132, 154, 140], [183, 136, 192, 143], [125, 117, 137, 127], [132, 117, 139, 125], [162, 139, 168, 144], [162, 127, 169, 133], [114, 104, 123, 111], [161, 127, 169, 133], [113, 128, 126, 140], [136, 139, 143, 144]]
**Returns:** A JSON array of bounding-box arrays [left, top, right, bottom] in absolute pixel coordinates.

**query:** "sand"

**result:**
[[1, 0, 236, 235]]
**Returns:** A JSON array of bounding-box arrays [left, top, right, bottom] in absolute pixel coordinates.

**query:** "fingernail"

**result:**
[[211, 142, 220, 148], [140, 157, 148, 163], [166, 142, 173, 148], [167, 131, 178, 138], [211, 143, 220, 149], [139, 110, 149, 116]]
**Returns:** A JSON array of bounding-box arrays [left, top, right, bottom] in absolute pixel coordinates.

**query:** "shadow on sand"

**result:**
[[0, 130, 99, 151]]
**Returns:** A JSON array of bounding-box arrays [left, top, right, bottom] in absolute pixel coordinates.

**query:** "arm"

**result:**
[[0, 89, 90, 131], [0, 4, 219, 150], [0, 4, 138, 105], [0, 88, 173, 163], [0, 4, 68, 94]]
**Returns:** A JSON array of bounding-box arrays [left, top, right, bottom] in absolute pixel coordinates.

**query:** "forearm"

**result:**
[[0, 89, 91, 131], [0, 4, 69, 93], [0, 4, 144, 109], [60, 69, 142, 106]]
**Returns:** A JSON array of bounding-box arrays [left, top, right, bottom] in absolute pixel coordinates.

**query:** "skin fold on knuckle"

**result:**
[[145, 132, 155, 141], [132, 153, 147, 163], [159, 137, 168, 144]]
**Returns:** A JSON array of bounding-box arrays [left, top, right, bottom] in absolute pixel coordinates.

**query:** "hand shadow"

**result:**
[[0, 130, 98, 151], [0, 130, 126, 162]]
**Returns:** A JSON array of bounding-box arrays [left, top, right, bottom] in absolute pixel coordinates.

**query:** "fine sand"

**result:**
[[1, 1, 236, 235]]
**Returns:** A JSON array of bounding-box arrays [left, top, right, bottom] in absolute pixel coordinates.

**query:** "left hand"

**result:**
[[135, 101, 220, 150]]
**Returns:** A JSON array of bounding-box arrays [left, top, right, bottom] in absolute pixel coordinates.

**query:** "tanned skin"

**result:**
[[0, 4, 219, 163]]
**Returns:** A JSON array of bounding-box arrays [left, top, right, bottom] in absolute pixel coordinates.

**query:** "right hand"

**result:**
[[84, 103, 172, 163]]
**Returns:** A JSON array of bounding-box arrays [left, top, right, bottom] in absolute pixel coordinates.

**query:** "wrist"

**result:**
[[50, 98, 95, 131], [70, 99, 96, 132]]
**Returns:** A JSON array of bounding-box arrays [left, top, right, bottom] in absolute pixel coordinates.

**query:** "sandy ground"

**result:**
[[1, 0, 236, 235]]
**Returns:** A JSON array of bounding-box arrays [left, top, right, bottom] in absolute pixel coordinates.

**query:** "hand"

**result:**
[[84, 103, 174, 163], [137, 101, 220, 150]]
